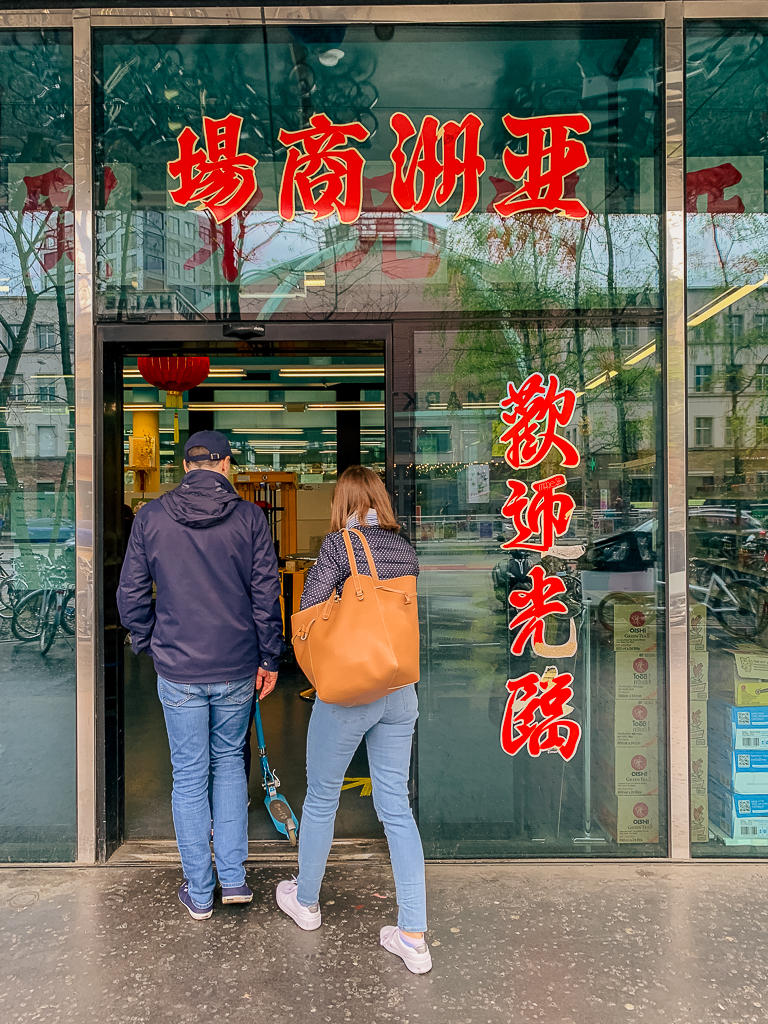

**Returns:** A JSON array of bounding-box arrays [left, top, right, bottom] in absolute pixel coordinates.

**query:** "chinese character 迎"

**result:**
[[389, 112, 485, 220], [168, 114, 259, 224], [501, 473, 576, 551], [508, 564, 569, 656], [278, 113, 370, 223], [493, 113, 591, 220], [500, 667, 581, 761], [500, 372, 580, 469]]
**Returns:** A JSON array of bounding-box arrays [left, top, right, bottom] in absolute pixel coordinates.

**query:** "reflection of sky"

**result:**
[[687, 214, 768, 290]]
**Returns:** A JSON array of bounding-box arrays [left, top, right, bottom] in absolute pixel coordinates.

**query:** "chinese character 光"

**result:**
[[278, 113, 370, 223], [501, 473, 576, 551], [389, 112, 486, 220], [500, 372, 580, 469], [500, 667, 581, 761], [508, 564, 569, 656], [168, 114, 259, 224], [493, 113, 591, 220]]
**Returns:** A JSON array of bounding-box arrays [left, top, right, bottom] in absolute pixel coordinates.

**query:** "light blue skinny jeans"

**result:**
[[297, 684, 427, 933], [158, 673, 255, 909]]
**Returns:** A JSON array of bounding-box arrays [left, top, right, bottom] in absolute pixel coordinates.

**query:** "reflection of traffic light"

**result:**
[[588, 456, 597, 472]]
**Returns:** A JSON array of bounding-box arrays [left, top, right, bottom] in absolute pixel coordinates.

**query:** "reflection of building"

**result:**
[[0, 299, 74, 516]]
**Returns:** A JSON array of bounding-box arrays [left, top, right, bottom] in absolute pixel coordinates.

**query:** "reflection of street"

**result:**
[[0, 635, 76, 859]]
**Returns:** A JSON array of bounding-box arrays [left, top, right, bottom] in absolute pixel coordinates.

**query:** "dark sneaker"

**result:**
[[221, 883, 253, 905], [178, 881, 213, 921]]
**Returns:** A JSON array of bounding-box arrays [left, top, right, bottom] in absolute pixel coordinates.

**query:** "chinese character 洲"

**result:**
[[500, 667, 581, 761], [508, 564, 569, 656], [278, 113, 370, 224], [493, 113, 591, 220], [501, 473, 576, 551], [389, 112, 486, 220], [500, 372, 580, 469], [168, 114, 259, 224]]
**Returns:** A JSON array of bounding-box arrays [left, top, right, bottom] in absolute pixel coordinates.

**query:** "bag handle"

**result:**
[[342, 529, 364, 600], [349, 528, 380, 583]]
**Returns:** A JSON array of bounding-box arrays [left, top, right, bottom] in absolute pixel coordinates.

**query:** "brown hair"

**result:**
[[330, 466, 400, 533]]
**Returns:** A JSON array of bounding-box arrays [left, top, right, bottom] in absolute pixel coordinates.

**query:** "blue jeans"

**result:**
[[297, 685, 426, 932], [158, 674, 255, 909]]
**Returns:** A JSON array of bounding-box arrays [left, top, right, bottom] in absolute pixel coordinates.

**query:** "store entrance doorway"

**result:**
[[98, 321, 391, 859]]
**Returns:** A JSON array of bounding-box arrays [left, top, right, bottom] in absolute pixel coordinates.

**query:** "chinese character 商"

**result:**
[[389, 112, 486, 220], [507, 564, 569, 656], [278, 113, 370, 223], [493, 113, 591, 220], [500, 667, 581, 761], [168, 114, 259, 224], [501, 473, 576, 551], [500, 372, 579, 470]]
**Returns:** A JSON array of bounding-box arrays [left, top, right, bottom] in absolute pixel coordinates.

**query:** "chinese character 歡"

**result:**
[[507, 564, 569, 656], [501, 473, 576, 551], [500, 667, 581, 761], [278, 113, 370, 223], [500, 372, 580, 470], [493, 113, 591, 220], [389, 112, 486, 220], [168, 114, 259, 224]]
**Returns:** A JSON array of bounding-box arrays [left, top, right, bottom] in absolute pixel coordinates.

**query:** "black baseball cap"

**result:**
[[184, 430, 237, 464]]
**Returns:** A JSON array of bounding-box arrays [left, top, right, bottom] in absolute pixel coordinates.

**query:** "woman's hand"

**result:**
[[256, 667, 278, 698]]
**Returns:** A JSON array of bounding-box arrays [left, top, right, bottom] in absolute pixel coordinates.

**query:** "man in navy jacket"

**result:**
[[117, 431, 283, 919]]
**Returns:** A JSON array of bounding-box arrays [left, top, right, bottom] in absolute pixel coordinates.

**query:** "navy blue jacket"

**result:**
[[117, 471, 283, 683]]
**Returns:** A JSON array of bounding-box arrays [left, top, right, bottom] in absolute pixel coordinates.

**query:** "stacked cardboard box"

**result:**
[[596, 604, 659, 844], [689, 604, 708, 843]]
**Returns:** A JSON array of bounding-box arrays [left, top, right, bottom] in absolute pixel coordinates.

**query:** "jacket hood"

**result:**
[[159, 472, 241, 529]]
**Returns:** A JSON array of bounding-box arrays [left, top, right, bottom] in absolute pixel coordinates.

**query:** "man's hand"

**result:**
[[256, 667, 278, 699]]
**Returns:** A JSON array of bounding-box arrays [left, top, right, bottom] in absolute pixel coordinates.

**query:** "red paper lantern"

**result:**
[[137, 356, 210, 441]]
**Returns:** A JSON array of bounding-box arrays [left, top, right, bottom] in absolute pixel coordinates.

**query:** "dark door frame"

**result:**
[[97, 320, 393, 861]]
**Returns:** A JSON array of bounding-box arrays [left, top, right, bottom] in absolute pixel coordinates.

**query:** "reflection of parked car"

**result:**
[[17, 518, 76, 543], [688, 507, 765, 559], [579, 519, 656, 573]]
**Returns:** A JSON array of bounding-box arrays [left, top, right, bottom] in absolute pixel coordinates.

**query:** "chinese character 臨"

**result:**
[[493, 113, 591, 220], [389, 112, 486, 220], [168, 114, 259, 224], [508, 564, 568, 656], [500, 667, 581, 761], [501, 473, 576, 551], [500, 372, 580, 469], [278, 113, 370, 224]]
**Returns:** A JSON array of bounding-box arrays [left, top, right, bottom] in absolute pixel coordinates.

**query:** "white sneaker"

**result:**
[[275, 879, 322, 930], [380, 926, 433, 974]]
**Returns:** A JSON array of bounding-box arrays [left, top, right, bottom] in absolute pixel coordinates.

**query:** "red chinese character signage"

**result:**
[[492, 113, 591, 220], [498, 371, 582, 762], [168, 114, 258, 225], [167, 110, 590, 224], [501, 668, 580, 761]]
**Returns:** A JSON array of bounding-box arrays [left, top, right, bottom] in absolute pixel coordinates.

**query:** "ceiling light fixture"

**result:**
[[279, 367, 384, 377], [623, 342, 657, 367], [584, 369, 618, 390], [687, 273, 768, 327]]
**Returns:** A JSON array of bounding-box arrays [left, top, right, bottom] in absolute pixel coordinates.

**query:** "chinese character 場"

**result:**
[[500, 668, 581, 761], [500, 372, 580, 470], [493, 113, 591, 220], [389, 112, 486, 220], [278, 113, 370, 223], [501, 473, 576, 551], [168, 114, 259, 224], [507, 564, 569, 656]]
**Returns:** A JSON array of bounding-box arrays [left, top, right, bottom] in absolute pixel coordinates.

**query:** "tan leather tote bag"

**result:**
[[290, 528, 419, 706]]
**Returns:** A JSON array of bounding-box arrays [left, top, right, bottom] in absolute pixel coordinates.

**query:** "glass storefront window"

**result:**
[[0, 30, 76, 862], [687, 21, 768, 855]]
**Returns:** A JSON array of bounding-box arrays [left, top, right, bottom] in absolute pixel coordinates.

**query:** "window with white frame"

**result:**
[[694, 417, 713, 447], [36, 324, 56, 350], [37, 426, 57, 458]]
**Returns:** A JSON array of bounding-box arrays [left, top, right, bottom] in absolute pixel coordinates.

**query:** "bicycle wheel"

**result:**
[[39, 600, 59, 655], [597, 592, 640, 632], [12, 589, 45, 640], [0, 578, 24, 618], [713, 579, 768, 640], [60, 590, 75, 636]]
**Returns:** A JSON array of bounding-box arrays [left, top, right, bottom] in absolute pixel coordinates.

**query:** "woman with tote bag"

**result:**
[[275, 466, 431, 974]]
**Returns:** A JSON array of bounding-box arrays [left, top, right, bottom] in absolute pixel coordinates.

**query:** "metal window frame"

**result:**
[[4, 0, 765, 864]]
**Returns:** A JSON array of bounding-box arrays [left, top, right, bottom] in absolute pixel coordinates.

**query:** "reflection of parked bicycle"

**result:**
[[13, 585, 76, 652], [597, 559, 768, 640]]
